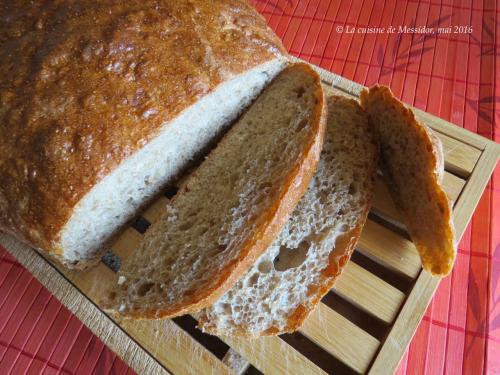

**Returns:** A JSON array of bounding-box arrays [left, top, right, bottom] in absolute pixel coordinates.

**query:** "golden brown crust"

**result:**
[[360, 85, 456, 276], [108, 63, 326, 319], [0, 0, 286, 256]]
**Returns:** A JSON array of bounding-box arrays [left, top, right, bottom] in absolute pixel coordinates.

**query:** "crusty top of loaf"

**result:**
[[0, 0, 286, 252]]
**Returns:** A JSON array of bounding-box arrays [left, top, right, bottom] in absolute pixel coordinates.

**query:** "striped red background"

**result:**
[[0, 0, 498, 373]]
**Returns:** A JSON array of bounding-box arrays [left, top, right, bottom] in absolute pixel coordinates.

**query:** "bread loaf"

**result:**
[[107, 63, 326, 319], [0, 0, 287, 267], [360, 85, 456, 276], [197, 95, 377, 336]]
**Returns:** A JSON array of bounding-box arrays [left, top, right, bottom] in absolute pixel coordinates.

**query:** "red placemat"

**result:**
[[0, 0, 498, 374]]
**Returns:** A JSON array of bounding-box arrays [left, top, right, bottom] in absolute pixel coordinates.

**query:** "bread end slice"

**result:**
[[360, 85, 456, 276]]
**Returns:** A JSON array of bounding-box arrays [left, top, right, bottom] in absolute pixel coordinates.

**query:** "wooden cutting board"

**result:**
[[1, 62, 499, 375]]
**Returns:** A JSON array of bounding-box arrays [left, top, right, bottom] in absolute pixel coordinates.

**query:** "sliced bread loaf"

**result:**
[[360, 85, 456, 276], [0, 0, 287, 268], [108, 63, 326, 319], [197, 95, 378, 337]]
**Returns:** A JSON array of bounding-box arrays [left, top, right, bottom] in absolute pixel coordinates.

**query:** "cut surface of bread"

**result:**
[[0, 0, 287, 267], [197, 95, 377, 337], [108, 63, 326, 319], [59, 58, 286, 266], [360, 85, 456, 276]]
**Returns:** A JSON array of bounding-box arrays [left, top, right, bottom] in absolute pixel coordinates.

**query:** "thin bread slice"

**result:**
[[360, 85, 456, 276], [108, 63, 326, 319], [197, 95, 377, 337]]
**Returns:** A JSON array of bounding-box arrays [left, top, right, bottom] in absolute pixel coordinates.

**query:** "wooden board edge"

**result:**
[[0, 234, 171, 375], [293, 56, 493, 151], [367, 270, 436, 375], [453, 143, 500, 239], [368, 144, 499, 374]]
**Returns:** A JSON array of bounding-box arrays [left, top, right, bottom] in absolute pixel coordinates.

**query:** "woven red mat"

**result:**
[[0, 0, 498, 374]]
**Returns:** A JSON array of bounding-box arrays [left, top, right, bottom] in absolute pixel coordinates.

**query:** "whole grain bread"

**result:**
[[107, 63, 326, 319], [0, 0, 287, 267], [360, 85, 456, 276], [197, 95, 377, 337]]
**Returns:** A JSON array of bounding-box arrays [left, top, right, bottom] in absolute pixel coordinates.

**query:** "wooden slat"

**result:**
[[372, 178, 401, 223], [357, 220, 421, 279], [119, 318, 232, 375], [222, 335, 326, 375], [62, 260, 231, 375], [372, 172, 466, 225], [413, 106, 488, 150], [333, 262, 406, 323], [443, 172, 467, 203], [436, 131, 482, 178], [142, 197, 169, 224], [110, 227, 143, 259], [301, 303, 380, 374], [222, 349, 250, 375]]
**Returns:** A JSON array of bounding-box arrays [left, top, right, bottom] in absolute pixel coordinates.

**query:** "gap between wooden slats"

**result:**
[[358, 167, 466, 279], [333, 262, 405, 324], [300, 303, 379, 374], [357, 220, 421, 279]]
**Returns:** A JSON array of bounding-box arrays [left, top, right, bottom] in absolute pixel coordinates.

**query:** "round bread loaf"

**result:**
[[0, 0, 287, 267]]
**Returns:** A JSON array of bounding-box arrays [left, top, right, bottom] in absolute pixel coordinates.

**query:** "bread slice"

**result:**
[[197, 95, 377, 337], [0, 0, 287, 268], [360, 85, 456, 276], [108, 63, 326, 319]]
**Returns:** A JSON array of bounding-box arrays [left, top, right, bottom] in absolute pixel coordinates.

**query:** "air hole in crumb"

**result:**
[[274, 241, 310, 271], [339, 223, 349, 233], [258, 261, 273, 273], [179, 221, 193, 231], [247, 273, 259, 287], [259, 182, 272, 191], [348, 183, 356, 195], [319, 192, 328, 205], [295, 87, 305, 98], [296, 118, 308, 132], [136, 282, 154, 297], [216, 244, 227, 253]]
